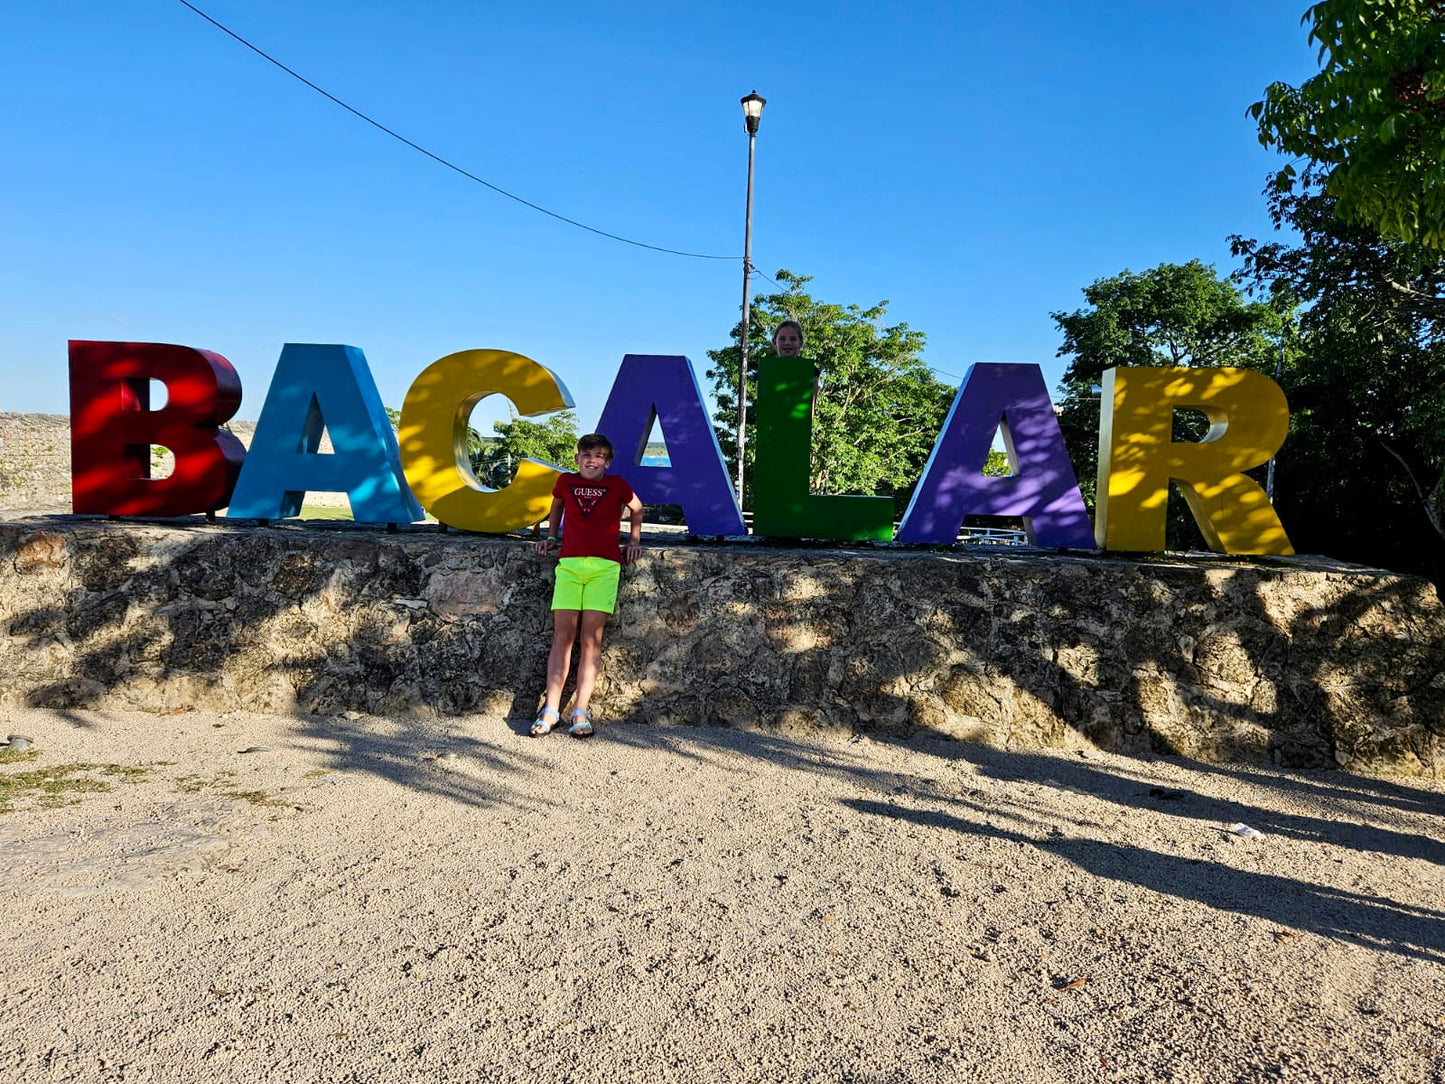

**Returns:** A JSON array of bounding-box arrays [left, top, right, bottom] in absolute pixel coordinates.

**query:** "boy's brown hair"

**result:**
[[576, 433, 615, 460]]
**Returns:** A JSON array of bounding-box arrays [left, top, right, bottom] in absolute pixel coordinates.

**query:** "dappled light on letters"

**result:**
[[897, 363, 1094, 548], [399, 349, 574, 533], [595, 354, 745, 535], [69, 340, 245, 516], [1095, 366, 1293, 555], [226, 344, 422, 523]]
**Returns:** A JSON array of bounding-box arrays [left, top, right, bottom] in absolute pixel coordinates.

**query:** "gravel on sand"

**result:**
[[1, 707, 1442, 1083]]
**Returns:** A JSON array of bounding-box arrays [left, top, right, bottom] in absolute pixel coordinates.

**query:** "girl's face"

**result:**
[[773, 327, 803, 357]]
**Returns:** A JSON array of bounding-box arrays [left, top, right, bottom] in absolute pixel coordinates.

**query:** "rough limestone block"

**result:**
[[0, 521, 1440, 774]]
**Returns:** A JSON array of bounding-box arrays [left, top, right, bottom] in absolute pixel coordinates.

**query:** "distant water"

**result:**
[[640, 455, 669, 467]]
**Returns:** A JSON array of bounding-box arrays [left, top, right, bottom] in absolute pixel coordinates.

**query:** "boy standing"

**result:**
[[531, 433, 643, 738]]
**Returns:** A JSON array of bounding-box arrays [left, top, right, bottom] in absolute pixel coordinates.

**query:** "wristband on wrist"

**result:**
[[547, 535, 559, 541]]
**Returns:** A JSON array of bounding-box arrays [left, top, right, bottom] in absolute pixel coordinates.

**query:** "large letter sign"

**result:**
[[1095, 366, 1293, 555], [69, 340, 245, 515], [399, 349, 573, 532], [594, 354, 745, 535], [227, 344, 423, 523], [63, 339, 1306, 560], [751, 355, 893, 541], [897, 363, 1095, 548]]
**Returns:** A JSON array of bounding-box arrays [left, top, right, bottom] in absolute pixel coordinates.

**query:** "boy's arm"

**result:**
[[534, 498, 564, 556], [622, 494, 643, 565]]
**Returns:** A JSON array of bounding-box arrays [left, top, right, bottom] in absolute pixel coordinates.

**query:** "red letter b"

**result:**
[[69, 341, 245, 515]]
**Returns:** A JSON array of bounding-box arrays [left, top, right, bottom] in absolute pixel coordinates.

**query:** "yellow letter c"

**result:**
[[398, 349, 574, 532]]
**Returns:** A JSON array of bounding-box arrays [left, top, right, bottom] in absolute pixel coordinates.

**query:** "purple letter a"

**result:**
[[595, 355, 745, 535], [896, 363, 1096, 548]]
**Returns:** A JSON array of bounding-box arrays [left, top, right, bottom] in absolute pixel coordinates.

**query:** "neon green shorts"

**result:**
[[551, 556, 622, 614]]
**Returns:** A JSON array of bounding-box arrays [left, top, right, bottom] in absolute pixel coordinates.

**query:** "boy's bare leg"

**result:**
[[571, 610, 609, 713], [544, 609, 581, 711]]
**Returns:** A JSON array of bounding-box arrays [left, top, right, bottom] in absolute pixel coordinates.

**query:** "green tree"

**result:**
[[983, 450, 1011, 477], [1251, 0, 1445, 247], [387, 406, 577, 486], [1052, 260, 1288, 548], [705, 270, 953, 514], [1232, 169, 1445, 578], [476, 411, 579, 487]]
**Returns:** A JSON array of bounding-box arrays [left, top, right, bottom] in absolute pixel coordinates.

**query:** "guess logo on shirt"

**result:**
[[571, 485, 608, 516]]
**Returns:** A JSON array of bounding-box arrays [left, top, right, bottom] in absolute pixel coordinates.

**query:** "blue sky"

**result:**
[[2, 1, 1317, 433]]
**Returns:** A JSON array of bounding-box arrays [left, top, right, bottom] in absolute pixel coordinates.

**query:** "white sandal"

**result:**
[[530, 706, 561, 737]]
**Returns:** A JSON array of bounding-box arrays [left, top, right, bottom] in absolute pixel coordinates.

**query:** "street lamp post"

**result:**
[[1266, 326, 1288, 504], [736, 90, 765, 509]]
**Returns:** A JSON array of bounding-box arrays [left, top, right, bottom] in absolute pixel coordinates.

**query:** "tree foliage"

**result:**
[[1232, 169, 1445, 577], [705, 270, 953, 514], [475, 411, 579, 487], [1052, 261, 1287, 488], [1051, 261, 1288, 548], [389, 405, 579, 488], [1251, 0, 1445, 247]]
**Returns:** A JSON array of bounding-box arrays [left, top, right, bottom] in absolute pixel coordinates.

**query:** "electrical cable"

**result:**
[[175, 0, 739, 261], [177, 1, 955, 378], [751, 267, 784, 292]]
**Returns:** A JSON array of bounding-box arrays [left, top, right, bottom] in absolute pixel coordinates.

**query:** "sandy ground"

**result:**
[[0, 708, 1442, 1084]]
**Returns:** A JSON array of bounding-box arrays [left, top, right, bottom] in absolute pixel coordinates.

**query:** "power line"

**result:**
[[750, 266, 783, 292], [175, 0, 740, 261]]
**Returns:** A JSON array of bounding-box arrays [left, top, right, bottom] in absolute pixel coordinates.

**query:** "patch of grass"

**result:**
[[297, 504, 354, 521], [0, 761, 157, 813], [0, 753, 287, 814], [173, 770, 236, 794], [0, 764, 109, 812], [230, 789, 287, 807], [173, 771, 287, 808], [100, 765, 154, 780]]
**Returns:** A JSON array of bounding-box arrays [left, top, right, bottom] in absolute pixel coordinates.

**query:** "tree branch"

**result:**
[[1380, 437, 1445, 541], [1381, 272, 1445, 316]]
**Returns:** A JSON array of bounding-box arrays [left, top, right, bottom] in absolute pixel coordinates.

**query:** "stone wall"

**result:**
[[1, 519, 1441, 775]]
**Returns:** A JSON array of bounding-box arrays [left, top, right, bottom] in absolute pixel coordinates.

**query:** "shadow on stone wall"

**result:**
[[3, 519, 547, 717], [1, 519, 1442, 776], [598, 543, 1445, 775]]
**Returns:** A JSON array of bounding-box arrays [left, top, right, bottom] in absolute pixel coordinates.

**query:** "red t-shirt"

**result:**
[[552, 472, 636, 562]]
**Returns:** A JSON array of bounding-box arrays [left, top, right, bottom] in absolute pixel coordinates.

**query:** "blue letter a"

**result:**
[[227, 344, 423, 522]]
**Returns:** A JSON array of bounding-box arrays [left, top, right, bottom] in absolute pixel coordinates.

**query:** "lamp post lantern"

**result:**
[[735, 90, 765, 508]]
